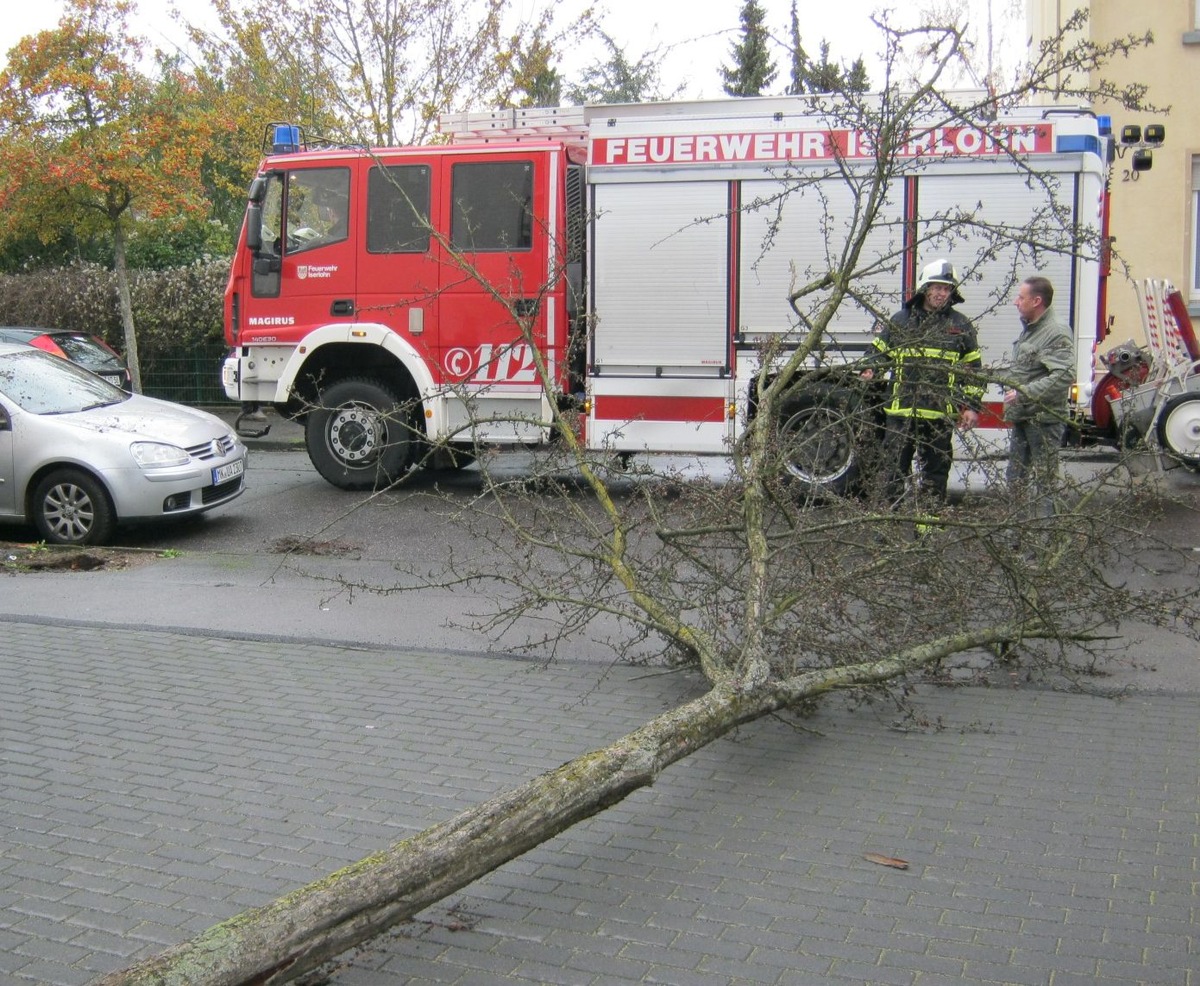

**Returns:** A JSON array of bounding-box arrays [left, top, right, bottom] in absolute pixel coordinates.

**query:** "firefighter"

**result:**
[[868, 259, 984, 512]]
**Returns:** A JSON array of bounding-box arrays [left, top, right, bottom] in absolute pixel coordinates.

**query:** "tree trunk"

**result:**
[[93, 626, 1019, 986], [111, 220, 143, 393]]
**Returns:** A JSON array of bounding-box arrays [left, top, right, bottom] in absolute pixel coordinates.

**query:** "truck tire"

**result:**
[[306, 378, 417, 490], [777, 388, 864, 497], [31, 468, 116, 545], [1156, 392, 1200, 468]]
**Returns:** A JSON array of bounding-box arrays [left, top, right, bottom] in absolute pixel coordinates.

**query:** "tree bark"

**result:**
[[111, 219, 143, 393], [93, 626, 1021, 986]]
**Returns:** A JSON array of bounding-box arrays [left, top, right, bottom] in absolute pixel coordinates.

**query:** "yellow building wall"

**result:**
[[1027, 0, 1200, 351]]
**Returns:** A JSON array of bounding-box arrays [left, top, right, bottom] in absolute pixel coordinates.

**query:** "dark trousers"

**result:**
[[880, 414, 954, 507], [1006, 419, 1065, 519]]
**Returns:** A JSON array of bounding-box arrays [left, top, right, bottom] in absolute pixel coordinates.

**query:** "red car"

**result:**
[[0, 326, 132, 391]]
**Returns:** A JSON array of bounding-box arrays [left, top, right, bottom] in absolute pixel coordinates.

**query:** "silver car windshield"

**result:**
[[0, 348, 128, 414]]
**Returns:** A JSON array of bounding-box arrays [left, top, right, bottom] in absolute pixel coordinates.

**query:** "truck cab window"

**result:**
[[285, 168, 351, 254], [367, 165, 431, 253], [451, 161, 533, 252]]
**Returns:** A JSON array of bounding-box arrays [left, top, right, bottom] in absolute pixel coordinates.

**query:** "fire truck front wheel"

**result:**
[[306, 378, 417, 490], [777, 390, 862, 496]]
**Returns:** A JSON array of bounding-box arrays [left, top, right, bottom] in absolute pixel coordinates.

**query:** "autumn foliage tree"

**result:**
[[0, 0, 223, 391], [179, 0, 346, 243], [186, 0, 591, 149]]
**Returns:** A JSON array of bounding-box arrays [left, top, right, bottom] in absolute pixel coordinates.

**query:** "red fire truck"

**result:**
[[222, 96, 1118, 491]]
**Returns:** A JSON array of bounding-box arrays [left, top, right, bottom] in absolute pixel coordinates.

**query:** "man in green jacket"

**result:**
[[1004, 276, 1074, 518]]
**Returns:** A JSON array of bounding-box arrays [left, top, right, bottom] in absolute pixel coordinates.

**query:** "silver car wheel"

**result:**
[[32, 469, 116, 546], [44, 482, 95, 541]]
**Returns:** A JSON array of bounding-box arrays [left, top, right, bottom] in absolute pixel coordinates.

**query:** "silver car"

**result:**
[[0, 342, 247, 545]]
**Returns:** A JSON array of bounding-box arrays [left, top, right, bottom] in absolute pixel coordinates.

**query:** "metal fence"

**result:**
[[140, 342, 233, 406]]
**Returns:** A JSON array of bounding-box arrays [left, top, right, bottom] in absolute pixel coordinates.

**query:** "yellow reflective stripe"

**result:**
[[890, 347, 968, 360], [883, 406, 949, 419]]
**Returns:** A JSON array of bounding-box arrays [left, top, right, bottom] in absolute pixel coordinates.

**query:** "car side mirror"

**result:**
[[0, 405, 10, 431]]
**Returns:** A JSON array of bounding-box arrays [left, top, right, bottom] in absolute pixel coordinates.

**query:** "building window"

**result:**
[[1187, 0, 1200, 42], [1192, 156, 1200, 303]]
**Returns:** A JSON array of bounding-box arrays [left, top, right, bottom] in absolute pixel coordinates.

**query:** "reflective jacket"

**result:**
[[872, 298, 984, 420]]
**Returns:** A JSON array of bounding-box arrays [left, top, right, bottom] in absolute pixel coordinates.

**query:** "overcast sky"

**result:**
[[0, 0, 1023, 99]]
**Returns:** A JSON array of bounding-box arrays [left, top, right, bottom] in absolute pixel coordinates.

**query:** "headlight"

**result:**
[[130, 441, 190, 468]]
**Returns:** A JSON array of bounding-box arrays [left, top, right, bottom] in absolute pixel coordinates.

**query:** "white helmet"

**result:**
[[913, 259, 964, 303]]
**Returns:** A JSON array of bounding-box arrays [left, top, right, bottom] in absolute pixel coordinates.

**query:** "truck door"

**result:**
[[435, 153, 554, 393], [356, 158, 441, 358], [246, 166, 358, 336]]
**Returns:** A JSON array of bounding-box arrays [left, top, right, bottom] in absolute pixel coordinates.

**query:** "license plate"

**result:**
[[212, 458, 245, 484]]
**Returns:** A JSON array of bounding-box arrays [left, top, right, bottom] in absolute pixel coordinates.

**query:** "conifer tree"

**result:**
[[785, 0, 809, 95], [720, 0, 778, 97]]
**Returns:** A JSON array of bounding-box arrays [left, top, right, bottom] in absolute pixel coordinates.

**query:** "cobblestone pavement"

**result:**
[[1, 618, 1197, 986]]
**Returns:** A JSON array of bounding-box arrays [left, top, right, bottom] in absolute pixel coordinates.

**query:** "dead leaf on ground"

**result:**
[[864, 852, 909, 870]]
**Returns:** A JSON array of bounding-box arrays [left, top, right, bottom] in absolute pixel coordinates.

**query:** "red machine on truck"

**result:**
[[222, 96, 1126, 491]]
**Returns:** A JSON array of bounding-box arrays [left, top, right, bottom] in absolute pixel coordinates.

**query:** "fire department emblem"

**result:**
[[296, 265, 309, 280]]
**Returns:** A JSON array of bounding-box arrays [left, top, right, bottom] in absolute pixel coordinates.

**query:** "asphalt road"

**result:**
[[1, 442, 655, 662], [3, 432, 1200, 685]]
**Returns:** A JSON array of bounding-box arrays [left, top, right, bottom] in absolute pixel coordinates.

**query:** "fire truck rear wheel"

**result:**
[[778, 391, 861, 496], [1156, 392, 1200, 468], [306, 378, 416, 490]]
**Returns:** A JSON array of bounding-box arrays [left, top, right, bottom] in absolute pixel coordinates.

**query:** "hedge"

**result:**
[[0, 258, 233, 402]]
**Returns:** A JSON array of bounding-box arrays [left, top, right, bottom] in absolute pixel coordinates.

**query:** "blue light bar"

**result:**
[[272, 124, 301, 154]]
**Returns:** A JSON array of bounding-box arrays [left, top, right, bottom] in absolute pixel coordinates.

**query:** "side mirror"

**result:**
[[246, 203, 263, 253], [248, 176, 269, 205]]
